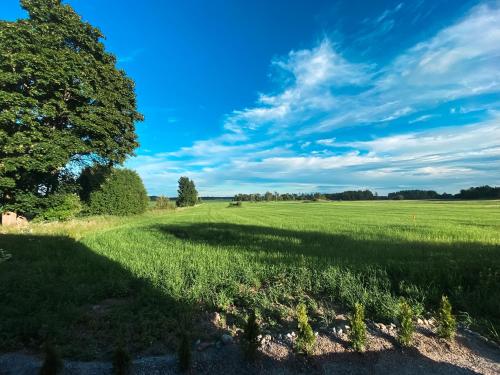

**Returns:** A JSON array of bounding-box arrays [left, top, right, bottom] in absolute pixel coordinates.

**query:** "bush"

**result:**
[[228, 201, 242, 208], [295, 303, 316, 355], [437, 296, 456, 340], [177, 332, 191, 373], [36, 193, 82, 221], [81, 168, 149, 216], [155, 195, 174, 210], [243, 310, 260, 360], [112, 344, 131, 375], [397, 299, 415, 347], [39, 343, 62, 375], [349, 302, 367, 352]]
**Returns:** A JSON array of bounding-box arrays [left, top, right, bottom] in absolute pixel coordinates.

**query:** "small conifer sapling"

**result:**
[[437, 296, 456, 340], [349, 302, 367, 352], [295, 303, 316, 355]]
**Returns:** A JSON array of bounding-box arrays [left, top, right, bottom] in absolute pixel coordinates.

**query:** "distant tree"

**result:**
[[0, 0, 142, 215], [325, 190, 375, 201], [176, 177, 198, 207], [264, 191, 273, 201], [80, 168, 148, 215], [457, 186, 500, 200], [388, 190, 440, 200]]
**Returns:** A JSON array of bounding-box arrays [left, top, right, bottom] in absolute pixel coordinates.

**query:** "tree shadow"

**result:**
[[153, 222, 500, 334], [0, 234, 200, 360], [0, 231, 498, 372]]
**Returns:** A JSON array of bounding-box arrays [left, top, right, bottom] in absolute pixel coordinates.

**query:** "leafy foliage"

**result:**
[[176, 177, 198, 207], [397, 299, 415, 347], [112, 344, 131, 375], [437, 296, 456, 340], [35, 193, 82, 221], [349, 302, 367, 352], [39, 343, 62, 375], [295, 303, 316, 355], [82, 168, 148, 216], [0, 0, 142, 215], [243, 310, 260, 360]]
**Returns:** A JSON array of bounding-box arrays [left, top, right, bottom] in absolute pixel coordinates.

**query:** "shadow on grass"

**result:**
[[0, 234, 198, 360], [154, 222, 500, 334], [0, 231, 497, 372]]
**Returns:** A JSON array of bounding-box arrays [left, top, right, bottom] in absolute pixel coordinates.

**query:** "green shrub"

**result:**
[[177, 332, 191, 373], [112, 344, 131, 375], [39, 343, 62, 375], [37, 193, 82, 221], [243, 310, 260, 360], [155, 195, 174, 210], [295, 303, 316, 355], [228, 201, 242, 208], [349, 302, 367, 352], [437, 296, 456, 340], [397, 299, 415, 347], [81, 168, 149, 216]]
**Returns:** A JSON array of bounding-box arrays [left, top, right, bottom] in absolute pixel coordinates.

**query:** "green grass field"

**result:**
[[1, 200, 499, 358]]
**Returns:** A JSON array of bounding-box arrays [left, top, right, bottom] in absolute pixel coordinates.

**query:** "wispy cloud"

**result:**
[[128, 2, 500, 195], [117, 48, 144, 64]]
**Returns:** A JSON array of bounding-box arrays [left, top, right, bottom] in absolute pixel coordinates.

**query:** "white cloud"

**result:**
[[316, 138, 336, 146], [128, 3, 500, 195]]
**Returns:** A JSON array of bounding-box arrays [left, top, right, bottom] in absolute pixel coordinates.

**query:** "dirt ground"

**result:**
[[1, 323, 499, 375]]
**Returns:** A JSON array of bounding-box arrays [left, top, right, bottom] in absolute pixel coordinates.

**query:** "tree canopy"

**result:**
[[0, 0, 143, 214], [176, 177, 198, 207]]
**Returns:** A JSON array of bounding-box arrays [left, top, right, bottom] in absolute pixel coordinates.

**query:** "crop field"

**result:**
[[1, 200, 499, 358]]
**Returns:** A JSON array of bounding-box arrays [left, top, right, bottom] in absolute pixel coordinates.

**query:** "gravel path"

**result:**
[[1, 328, 499, 374]]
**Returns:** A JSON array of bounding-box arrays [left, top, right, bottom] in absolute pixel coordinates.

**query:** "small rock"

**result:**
[[213, 312, 221, 324], [264, 334, 272, 343], [379, 324, 386, 331], [257, 334, 263, 342], [221, 334, 233, 345], [337, 328, 343, 337], [291, 331, 296, 337], [314, 331, 319, 337], [417, 318, 424, 325], [344, 325, 350, 331], [195, 339, 201, 346], [332, 327, 337, 335]]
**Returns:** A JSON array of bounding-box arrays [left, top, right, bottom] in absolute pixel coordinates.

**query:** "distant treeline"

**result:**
[[233, 191, 375, 202], [389, 186, 500, 200], [233, 186, 500, 201]]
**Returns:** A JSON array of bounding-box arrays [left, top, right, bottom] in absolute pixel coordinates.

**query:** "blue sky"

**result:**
[[2, 0, 500, 195]]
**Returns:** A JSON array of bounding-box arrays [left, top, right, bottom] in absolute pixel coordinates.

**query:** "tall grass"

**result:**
[[0, 200, 499, 358]]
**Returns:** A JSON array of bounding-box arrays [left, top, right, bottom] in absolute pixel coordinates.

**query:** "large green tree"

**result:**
[[0, 0, 143, 214]]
